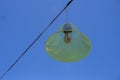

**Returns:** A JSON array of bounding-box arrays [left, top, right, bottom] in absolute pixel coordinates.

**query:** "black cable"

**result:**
[[0, 0, 73, 80]]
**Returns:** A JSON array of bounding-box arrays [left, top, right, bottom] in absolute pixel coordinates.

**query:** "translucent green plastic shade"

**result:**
[[46, 23, 92, 62]]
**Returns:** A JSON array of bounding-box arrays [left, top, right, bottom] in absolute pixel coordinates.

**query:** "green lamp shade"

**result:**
[[46, 23, 92, 62]]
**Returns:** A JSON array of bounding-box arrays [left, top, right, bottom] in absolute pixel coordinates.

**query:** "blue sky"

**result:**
[[0, 0, 120, 80]]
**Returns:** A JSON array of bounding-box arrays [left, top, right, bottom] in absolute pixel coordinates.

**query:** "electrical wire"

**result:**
[[66, 8, 69, 23], [0, 0, 73, 80]]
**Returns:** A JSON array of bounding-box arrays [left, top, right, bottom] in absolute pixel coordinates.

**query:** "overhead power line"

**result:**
[[0, 0, 73, 80]]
